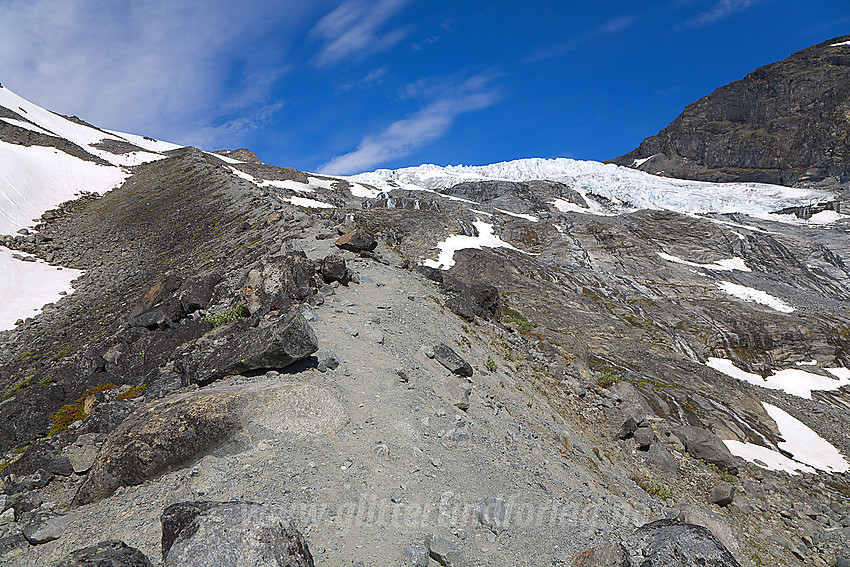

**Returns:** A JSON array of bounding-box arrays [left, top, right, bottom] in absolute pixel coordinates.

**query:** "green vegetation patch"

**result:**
[[116, 384, 146, 401], [47, 383, 116, 437], [485, 355, 498, 372], [634, 474, 675, 500], [203, 303, 250, 327], [3, 377, 31, 399]]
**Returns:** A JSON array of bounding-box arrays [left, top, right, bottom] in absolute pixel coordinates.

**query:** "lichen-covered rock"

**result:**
[[161, 501, 314, 567], [629, 519, 741, 567], [241, 251, 318, 313]]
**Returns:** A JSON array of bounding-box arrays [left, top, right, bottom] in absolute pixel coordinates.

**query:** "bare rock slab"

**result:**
[[161, 501, 314, 567], [22, 512, 76, 545], [55, 540, 153, 567]]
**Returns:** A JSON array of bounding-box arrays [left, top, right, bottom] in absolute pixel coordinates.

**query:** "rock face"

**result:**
[[161, 501, 314, 567], [55, 540, 153, 567], [612, 34, 850, 186]]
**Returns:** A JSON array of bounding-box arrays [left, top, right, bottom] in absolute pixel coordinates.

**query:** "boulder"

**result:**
[[710, 481, 735, 507], [176, 308, 318, 386], [55, 540, 153, 567], [425, 535, 467, 567], [629, 519, 741, 567], [22, 512, 76, 545], [403, 542, 429, 567], [75, 382, 346, 505], [433, 343, 473, 377], [571, 542, 632, 566], [319, 254, 351, 285], [241, 251, 318, 313], [335, 228, 377, 253], [673, 425, 738, 474], [129, 271, 183, 318], [633, 426, 654, 450], [161, 501, 314, 567]]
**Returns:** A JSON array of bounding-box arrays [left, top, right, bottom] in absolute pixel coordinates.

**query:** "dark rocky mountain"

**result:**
[[611, 35, 850, 189], [1, 47, 850, 567]]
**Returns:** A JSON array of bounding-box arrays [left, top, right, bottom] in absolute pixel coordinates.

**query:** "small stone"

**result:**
[[363, 323, 384, 344], [426, 535, 467, 567], [0, 508, 14, 526], [710, 481, 735, 507], [433, 343, 473, 377], [476, 496, 507, 534]]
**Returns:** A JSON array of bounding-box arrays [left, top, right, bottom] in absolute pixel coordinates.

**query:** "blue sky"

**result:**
[[0, 0, 847, 174]]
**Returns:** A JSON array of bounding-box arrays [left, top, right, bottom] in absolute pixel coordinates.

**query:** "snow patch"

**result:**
[[551, 199, 591, 214], [423, 221, 531, 270], [657, 252, 751, 272], [706, 357, 850, 399], [282, 196, 334, 209], [723, 440, 815, 475], [494, 208, 538, 222], [807, 210, 847, 224], [228, 167, 257, 184], [763, 403, 849, 473], [106, 130, 182, 153], [307, 176, 337, 190], [0, 247, 81, 331], [259, 179, 315, 193], [831, 40, 850, 47], [632, 155, 656, 167], [717, 281, 793, 313]]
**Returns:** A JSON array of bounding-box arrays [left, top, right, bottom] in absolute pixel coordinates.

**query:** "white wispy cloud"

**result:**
[[525, 15, 641, 63], [0, 0, 304, 148], [319, 73, 501, 175], [310, 0, 411, 68], [677, 0, 763, 30]]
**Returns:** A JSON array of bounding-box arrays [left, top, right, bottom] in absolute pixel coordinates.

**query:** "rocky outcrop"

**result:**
[[612, 35, 850, 186], [161, 501, 313, 567], [629, 520, 741, 567]]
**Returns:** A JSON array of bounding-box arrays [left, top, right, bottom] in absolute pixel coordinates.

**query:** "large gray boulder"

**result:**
[[55, 540, 153, 566], [74, 381, 347, 505], [176, 308, 318, 386], [161, 501, 314, 567], [673, 425, 738, 474], [629, 519, 741, 567]]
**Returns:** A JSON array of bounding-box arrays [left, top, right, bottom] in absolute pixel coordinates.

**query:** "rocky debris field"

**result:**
[[0, 149, 848, 566]]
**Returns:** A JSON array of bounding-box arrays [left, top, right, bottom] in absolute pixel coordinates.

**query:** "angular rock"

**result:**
[[363, 322, 384, 344], [55, 540, 153, 567], [630, 519, 741, 567], [425, 535, 467, 567], [176, 308, 318, 385], [319, 254, 351, 285], [617, 417, 638, 440], [66, 433, 102, 474], [403, 541, 429, 567], [22, 512, 76, 545], [129, 271, 183, 318], [644, 443, 678, 480], [633, 426, 654, 450], [476, 496, 507, 535], [0, 508, 13, 526], [241, 251, 318, 313], [335, 228, 377, 253], [433, 343, 473, 377], [161, 501, 314, 567], [710, 481, 735, 507], [571, 542, 632, 566], [316, 347, 341, 372], [673, 425, 738, 474]]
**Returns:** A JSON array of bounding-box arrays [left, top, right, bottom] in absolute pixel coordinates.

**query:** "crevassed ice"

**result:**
[[348, 158, 831, 220]]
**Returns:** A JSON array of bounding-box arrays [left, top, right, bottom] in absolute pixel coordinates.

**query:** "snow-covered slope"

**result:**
[[349, 158, 835, 220], [0, 85, 183, 329]]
